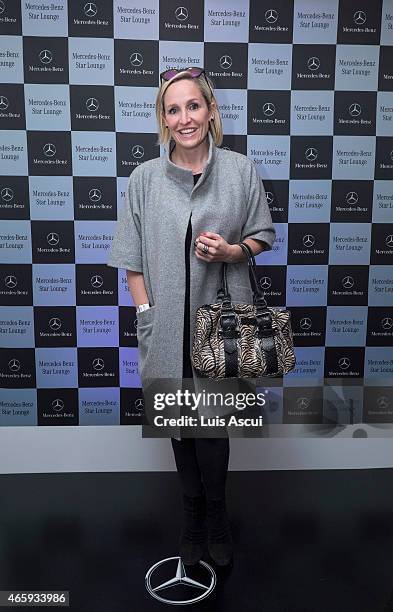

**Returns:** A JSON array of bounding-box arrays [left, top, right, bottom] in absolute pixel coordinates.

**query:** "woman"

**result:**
[[108, 67, 275, 567]]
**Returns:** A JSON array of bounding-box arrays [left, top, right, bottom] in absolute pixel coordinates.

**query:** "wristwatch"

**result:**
[[136, 303, 150, 313]]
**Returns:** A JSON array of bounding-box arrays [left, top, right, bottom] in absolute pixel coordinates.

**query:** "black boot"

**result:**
[[206, 497, 233, 566], [179, 493, 207, 565]]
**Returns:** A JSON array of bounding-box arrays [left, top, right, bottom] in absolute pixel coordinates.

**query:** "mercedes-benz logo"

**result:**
[[297, 397, 310, 409], [47, 232, 59, 246], [377, 396, 390, 410], [0, 95, 9, 110], [300, 317, 312, 330], [129, 52, 143, 67], [303, 234, 315, 248], [52, 398, 64, 412], [175, 6, 188, 21], [90, 275, 103, 288], [259, 276, 272, 290], [265, 8, 278, 23], [305, 147, 318, 161], [349, 103, 361, 117], [135, 398, 144, 411], [86, 97, 99, 112], [92, 357, 104, 371], [353, 10, 366, 25], [381, 317, 393, 330], [346, 191, 358, 205], [390, 150, 393, 162], [49, 317, 61, 331], [342, 276, 354, 289], [5, 275, 17, 289], [265, 191, 274, 205], [43, 143, 56, 157], [307, 56, 320, 71], [385, 234, 393, 249], [338, 357, 350, 370], [84, 2, 97, 17], [89, 188, 102, 202], [8, 358, 20, 372], [263, 102, 275, 116], [1, 187, 14, 201], [145, 556, 216, 605], [0, 1, 5, 15], [39, 49, 52, 65], [219, 55, 232, 70], [132, 144, 144, 159]]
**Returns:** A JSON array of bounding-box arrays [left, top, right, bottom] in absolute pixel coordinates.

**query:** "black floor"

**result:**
[[1, 469, 393, 611]]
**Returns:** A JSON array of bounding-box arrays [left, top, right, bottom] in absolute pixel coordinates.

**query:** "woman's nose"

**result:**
[[179, 109, 190, 124]]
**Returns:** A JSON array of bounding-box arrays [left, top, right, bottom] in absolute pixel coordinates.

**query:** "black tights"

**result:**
[[171, 437, 230, 500]]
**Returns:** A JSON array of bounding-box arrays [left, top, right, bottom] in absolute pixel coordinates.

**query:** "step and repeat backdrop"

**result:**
[[0, 0, 392, 429]]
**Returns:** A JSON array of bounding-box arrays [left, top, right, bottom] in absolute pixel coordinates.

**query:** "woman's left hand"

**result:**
[[194, 232, 234, 263]]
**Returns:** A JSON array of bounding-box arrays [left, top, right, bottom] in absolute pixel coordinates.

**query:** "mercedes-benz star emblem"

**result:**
[[353, 10, 366, 25], [52, 398, 64, 412], [307, 56, 320, 71], [305, 147, 318, 161], [300, 317, 312, 330], [346, 191, 358, 205], [47, 232, 59, 246], [8, 358, 20, 372], [135, 398, 144, 411], [265, 191, 274, 205], [130, 52, 143, 67], [0, 95, 9, 110], [263, 102, 275, 116], [145, 556, 216, 605], [385, 235, 393, 249], [86, 97, 99, 112], [39, 49, 52, 65], [84, 2, 97, 17], [265, 9, 278, 23], [303, 234, 315, 248], [259, 277, 272, 290], [297, 397, 310, 409], [43, 143, 56, 157], [338, 357, 350, 370], [92, 358, 104, 371], [49, 317, 61, 331], [219, 55, 232, 70], [90, 275, 103, 288], [132, 144, 144, 159], [0, 1, 5, 15], [175, 6, 188, 21], [1, 187, 14, 201], [89, 188, 101, 202], [390, 150, 393, 162], [5, 275, 17, 289], [349, 103, 361, 117], [381, 317, 393, 330], [342, 276, 354, 289]]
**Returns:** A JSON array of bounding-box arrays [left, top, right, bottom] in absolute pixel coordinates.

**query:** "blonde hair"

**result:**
[[155, 70, 223, 148]]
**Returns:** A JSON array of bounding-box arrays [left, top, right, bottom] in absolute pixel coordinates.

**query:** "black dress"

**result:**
[[182, 172, 201, 380]]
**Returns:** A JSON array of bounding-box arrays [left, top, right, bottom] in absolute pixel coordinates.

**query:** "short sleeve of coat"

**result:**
[[107, 170, 143, 272], [239, 159, 276, 251]]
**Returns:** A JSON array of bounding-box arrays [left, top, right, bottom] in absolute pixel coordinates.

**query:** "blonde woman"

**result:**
[[108, 67, 275, 567]]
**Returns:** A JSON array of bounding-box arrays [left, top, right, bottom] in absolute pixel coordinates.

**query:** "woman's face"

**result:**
[[163, 79, 212, 154]]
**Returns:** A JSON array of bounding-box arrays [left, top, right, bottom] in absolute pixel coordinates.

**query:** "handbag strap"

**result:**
[[238, 242, 267, 307]]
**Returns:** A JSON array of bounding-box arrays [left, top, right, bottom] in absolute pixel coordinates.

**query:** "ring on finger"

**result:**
[[202, 243, 209, 254]]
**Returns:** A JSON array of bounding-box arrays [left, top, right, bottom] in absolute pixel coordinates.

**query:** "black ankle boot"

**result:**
[[179, 493, 207, 565], [206, 497, 233, 566]]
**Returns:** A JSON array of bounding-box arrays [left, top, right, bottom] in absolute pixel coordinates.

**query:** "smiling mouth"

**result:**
[[178, 128, 197, 136]]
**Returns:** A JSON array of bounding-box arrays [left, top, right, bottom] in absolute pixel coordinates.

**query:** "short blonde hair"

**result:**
[[155, 70, 223, 148]]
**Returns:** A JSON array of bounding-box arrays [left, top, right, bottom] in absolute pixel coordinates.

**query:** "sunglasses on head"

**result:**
[[160, 67, 213, 95]]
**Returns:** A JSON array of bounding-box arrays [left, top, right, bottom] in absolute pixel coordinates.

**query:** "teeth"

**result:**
[[180, 129, 196, 134]]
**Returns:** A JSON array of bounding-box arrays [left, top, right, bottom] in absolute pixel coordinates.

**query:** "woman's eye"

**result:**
[[169, 108, 177, 114], [190, 103, 199, 110]]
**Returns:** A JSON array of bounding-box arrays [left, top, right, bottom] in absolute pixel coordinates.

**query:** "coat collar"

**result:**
[[163, 131, 217, 188]]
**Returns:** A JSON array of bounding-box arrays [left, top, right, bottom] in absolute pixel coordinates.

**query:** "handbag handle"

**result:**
[[217, 242, 267, 308]]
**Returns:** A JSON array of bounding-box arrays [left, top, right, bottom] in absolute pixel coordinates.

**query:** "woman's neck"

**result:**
[[170, 138, 209, 173]]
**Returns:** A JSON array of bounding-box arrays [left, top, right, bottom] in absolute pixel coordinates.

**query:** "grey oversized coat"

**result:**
[[108, 132, 276, 435]]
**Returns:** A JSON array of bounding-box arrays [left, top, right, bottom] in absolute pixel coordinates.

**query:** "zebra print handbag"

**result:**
[[191, 242, 296, 379]]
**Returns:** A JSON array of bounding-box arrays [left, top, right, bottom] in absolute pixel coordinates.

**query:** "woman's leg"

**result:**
[[194, 438, 230, 500], [170, 437, 204, 496]]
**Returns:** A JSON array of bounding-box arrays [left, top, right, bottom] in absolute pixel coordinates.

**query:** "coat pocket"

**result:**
[[136, 305, 156, 380]]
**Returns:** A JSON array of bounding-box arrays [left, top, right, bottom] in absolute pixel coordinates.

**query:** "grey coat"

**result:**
[[108, 132, 276, 436]]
